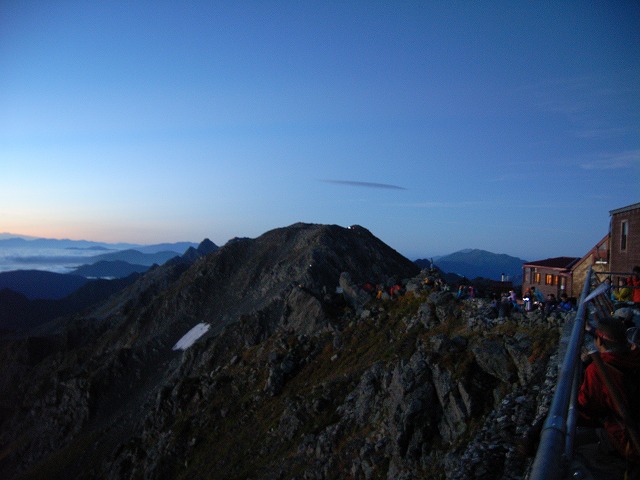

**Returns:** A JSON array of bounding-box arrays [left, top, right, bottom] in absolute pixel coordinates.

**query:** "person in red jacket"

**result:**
[[578, 316, 640, 468], [628, 266, 640, 304]]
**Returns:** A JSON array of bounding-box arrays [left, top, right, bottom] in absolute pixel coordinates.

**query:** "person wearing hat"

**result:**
[[577, 316, 640, 467]]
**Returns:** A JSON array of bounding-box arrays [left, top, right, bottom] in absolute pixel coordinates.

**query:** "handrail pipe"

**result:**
[[529, 266, 594, 480]]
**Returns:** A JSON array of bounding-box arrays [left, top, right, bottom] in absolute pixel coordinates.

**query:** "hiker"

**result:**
[[389, 283, 402, 299], [557, 293, 573, 312], [508, 289, 524, 313], [576, 317, 640, 474], [614, 278, 632, 303], [544, 293, 558, 316], [628, 267, 640, 304], [603, 278, 613, 299], [362, 281, 376, 295], [523, 288, 533, 312], [498, 292, 512, 318], [531, 286, 545, 310]]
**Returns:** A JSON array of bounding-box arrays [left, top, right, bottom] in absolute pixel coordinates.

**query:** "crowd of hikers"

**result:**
[[612, 266, 640, 304], [511, 267, 640, 479], [356, 266, 640, 478], [461, 268, 640, 479]]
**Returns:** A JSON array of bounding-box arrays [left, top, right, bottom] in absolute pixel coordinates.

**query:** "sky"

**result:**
[[1, 1, 639, 261]]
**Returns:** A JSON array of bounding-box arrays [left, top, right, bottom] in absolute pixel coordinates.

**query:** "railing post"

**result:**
[[564, 357, 583, 462]]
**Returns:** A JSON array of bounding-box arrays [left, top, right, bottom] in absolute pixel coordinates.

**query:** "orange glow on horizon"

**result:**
[[2, 223, 195, 245]]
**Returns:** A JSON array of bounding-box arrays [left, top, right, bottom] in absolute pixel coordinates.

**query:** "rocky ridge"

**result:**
[[0, 223, 565, 479]]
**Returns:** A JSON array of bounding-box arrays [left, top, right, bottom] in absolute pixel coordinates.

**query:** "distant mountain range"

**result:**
[[0, 239, 221, 334], [84, 249, 182, 266], [0, 235, 197, 254], [68, 240, 220, 278], [0, 238, 218, 299], [0, 235, 201, 276], [1, 234, 526, 293], [416, 248, 526, 285]]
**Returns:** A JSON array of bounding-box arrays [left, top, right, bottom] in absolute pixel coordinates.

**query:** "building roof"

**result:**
[[582, 234, 609, 261], [523, 257, 580, 269], [610, 202, 640, 216]]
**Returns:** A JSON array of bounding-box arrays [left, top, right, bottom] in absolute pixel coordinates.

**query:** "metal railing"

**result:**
[[529, 266, 595, 480], [529, 267, 640, 479]]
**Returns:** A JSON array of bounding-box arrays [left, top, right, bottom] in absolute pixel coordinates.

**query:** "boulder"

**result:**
[[339, 272, 372, 313], [430, 363, 472, 443], [471, 338, 515, 384]]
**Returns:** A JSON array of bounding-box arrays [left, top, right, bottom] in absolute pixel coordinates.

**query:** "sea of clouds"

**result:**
[[0, 247, 108, 274]]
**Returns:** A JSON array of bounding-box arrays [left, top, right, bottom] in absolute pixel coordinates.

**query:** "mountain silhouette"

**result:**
[[89, 249, 180, 266], [70, 260, 150, 278], [167, 238, 219, 266], [417, 249, 526, 284]]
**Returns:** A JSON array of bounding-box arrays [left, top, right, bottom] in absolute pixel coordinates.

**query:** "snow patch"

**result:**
[[172, 323, 211, 351]]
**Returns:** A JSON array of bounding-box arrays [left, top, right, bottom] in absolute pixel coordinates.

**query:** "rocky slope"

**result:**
[[0, 274, 142, 332], [0, 223, 563, 479]]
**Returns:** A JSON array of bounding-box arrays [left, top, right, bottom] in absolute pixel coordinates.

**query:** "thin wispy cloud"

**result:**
[[386, 201, 481, 209], [320, 179, 407, 190], [580, 150, 640, 170]]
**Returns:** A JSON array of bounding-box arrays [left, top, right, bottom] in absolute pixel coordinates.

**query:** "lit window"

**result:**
[[545, 274, 553, 285], [621, 221, 628, 251], [535, 272, 541, 284]]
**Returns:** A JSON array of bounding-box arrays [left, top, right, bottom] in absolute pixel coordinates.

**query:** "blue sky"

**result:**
[[1, 1, 638, 261]]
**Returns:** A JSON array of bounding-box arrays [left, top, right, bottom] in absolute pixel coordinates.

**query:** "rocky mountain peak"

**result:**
[[196, 238, 217, 255], [0, 223, 563, 479]]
